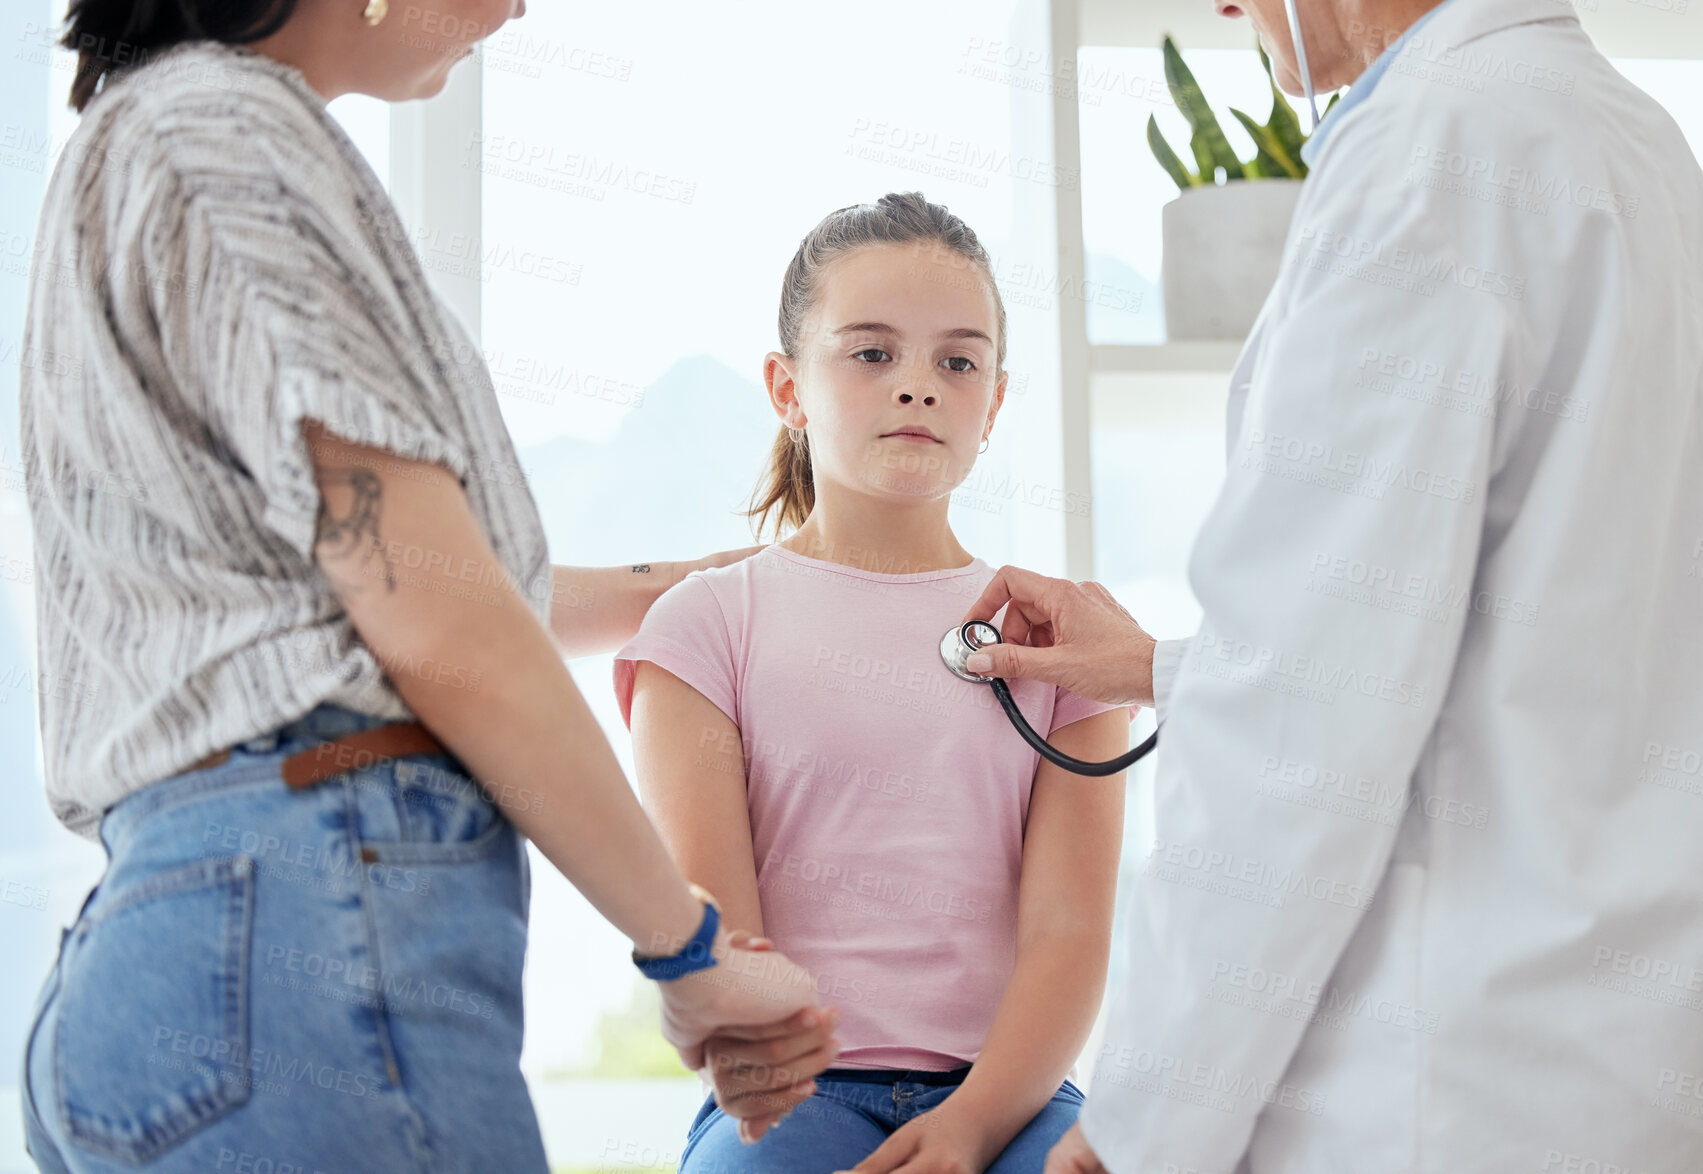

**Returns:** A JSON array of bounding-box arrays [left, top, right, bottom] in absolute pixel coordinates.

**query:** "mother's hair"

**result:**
[[61, 0, 299, 111]]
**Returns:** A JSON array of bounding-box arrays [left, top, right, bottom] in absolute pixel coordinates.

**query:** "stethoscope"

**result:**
[[937, 8, 1316, 778], [940, 620, 1159, 777], [1284, 0, 1323, 132]]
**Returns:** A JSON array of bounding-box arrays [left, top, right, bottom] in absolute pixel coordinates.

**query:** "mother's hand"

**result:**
[[674, 929, 842, 1142], [703, 1003, 842, 1143], [655, 921, 840, 1143], [681, 542, 768, 579], [960, 565, 1157, 707], [657, 921, 817, 1066]]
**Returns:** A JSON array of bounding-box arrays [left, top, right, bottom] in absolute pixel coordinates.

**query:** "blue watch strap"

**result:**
[[633, 898, 720, 982]]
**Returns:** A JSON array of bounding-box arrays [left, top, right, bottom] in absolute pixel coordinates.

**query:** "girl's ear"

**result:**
[[984, 369, 1009, 435], [764, 351, 808, 429]]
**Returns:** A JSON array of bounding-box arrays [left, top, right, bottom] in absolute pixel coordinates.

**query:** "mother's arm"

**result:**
[[301, 421, 811, 1069], [550, 546, 765, 659]]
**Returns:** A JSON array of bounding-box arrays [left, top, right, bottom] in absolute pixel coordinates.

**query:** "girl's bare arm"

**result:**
[[934, 709, 1129, 1168], [627, 660, 767, 938], [629, 661, 839, 1136]]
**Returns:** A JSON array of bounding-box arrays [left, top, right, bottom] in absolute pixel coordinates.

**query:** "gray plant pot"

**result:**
[[1161, 179, 1303, 342]]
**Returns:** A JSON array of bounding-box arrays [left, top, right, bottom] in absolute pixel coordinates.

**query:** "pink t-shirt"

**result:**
[[613, 545, 1130, 1072]]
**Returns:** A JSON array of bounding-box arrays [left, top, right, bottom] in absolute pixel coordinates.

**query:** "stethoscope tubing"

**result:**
[[989, 677, 1160, 776], [943, 619, 1161, 775]]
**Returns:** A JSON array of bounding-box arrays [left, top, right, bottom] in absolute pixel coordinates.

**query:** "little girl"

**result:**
[[613, 192, 1132, 1173]]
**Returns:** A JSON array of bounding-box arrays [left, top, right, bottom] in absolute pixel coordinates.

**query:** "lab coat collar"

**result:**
[[1409, 0, 1586, 58], [1300, 0, 1583, 166]]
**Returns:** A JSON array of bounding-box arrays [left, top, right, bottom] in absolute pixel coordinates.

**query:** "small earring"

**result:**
[[978, 436, 990, 455], [362, 0, 389, 26]]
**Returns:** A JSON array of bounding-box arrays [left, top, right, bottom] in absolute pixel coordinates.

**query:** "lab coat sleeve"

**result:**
[[1077, 105, 1510, 1173], [1149, 637, 1187, 725]]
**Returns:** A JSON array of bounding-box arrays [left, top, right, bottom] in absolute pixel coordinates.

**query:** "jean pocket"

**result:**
[[353, 755, 517, 866], [54, 856, 255, 1164], [394, 756, 498, 840]]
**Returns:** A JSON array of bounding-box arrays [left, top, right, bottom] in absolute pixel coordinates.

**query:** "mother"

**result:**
[[17, 2, 830, 1171]]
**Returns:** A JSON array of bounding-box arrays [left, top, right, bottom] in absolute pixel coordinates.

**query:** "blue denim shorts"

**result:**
[[19, 703, 547, 1173], [679, 1065, 1086, 1173]]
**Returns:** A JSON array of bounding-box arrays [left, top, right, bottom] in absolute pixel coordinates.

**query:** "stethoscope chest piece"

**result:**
[[940, 619, 1003, 683], [936, 618, 1161, 776]]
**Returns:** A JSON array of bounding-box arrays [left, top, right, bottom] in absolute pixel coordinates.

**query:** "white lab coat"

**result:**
[[1077, 0, 1703, 1171]]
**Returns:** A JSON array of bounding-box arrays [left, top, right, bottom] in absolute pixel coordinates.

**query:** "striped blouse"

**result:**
[[19, 41, 552, 838]]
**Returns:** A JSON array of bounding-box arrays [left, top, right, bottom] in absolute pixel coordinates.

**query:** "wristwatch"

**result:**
[[632, 883, 722, 981]]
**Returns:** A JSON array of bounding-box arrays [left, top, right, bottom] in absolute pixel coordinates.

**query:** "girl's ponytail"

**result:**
[[746, 191, 1006, 540], [748, 426, 815, 538]]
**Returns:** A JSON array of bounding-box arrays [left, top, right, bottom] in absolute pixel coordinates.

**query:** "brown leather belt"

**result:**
[[183, 722, 450, 789]]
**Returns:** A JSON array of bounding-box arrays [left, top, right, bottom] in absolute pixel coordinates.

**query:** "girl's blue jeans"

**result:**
[[19, 703, 547, 1173], [679, 1066, 1086, 1173]]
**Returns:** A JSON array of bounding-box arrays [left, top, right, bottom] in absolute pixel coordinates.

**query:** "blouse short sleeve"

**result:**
[[146, 123, 476, 563], [612, 574, 740, 729]]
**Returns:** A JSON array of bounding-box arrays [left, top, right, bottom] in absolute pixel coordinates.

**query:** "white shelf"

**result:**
[[1091, 341, 1245, 375], [1079, 0, 1703, 58]]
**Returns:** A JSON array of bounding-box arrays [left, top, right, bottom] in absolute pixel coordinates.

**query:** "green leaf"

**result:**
[[1146, 114, 1198, 191], [1260, 44, 1308, 166], [1229, 107, 1298, 180], [1189, 128, 1220, 183], [1162, 36, 1244, 180]]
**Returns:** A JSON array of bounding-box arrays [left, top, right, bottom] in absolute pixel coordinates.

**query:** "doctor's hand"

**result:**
[[961, 565, 1157, 707], [1042, 1123, 1110, 1173], [700, 931, 844, 1144]]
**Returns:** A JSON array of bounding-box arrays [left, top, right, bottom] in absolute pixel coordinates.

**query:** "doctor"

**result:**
[[961, 0, 1703, 1171]]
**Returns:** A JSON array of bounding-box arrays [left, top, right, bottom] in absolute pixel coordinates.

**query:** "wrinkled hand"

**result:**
[[960, 564, 1156, 707], [833, 1104, 990, 1174], [1042, 1123, 1109, 1173], [701, 931, 843, 1143]]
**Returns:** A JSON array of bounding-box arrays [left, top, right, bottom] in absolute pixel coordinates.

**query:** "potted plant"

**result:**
[[1149, 38, 1337, 341]]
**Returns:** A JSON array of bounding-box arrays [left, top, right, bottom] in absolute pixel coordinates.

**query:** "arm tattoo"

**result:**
[[313, 466, 396, 593]]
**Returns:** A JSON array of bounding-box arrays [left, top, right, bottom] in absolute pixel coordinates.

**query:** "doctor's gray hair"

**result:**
[[747, 191, 1008, 539]]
